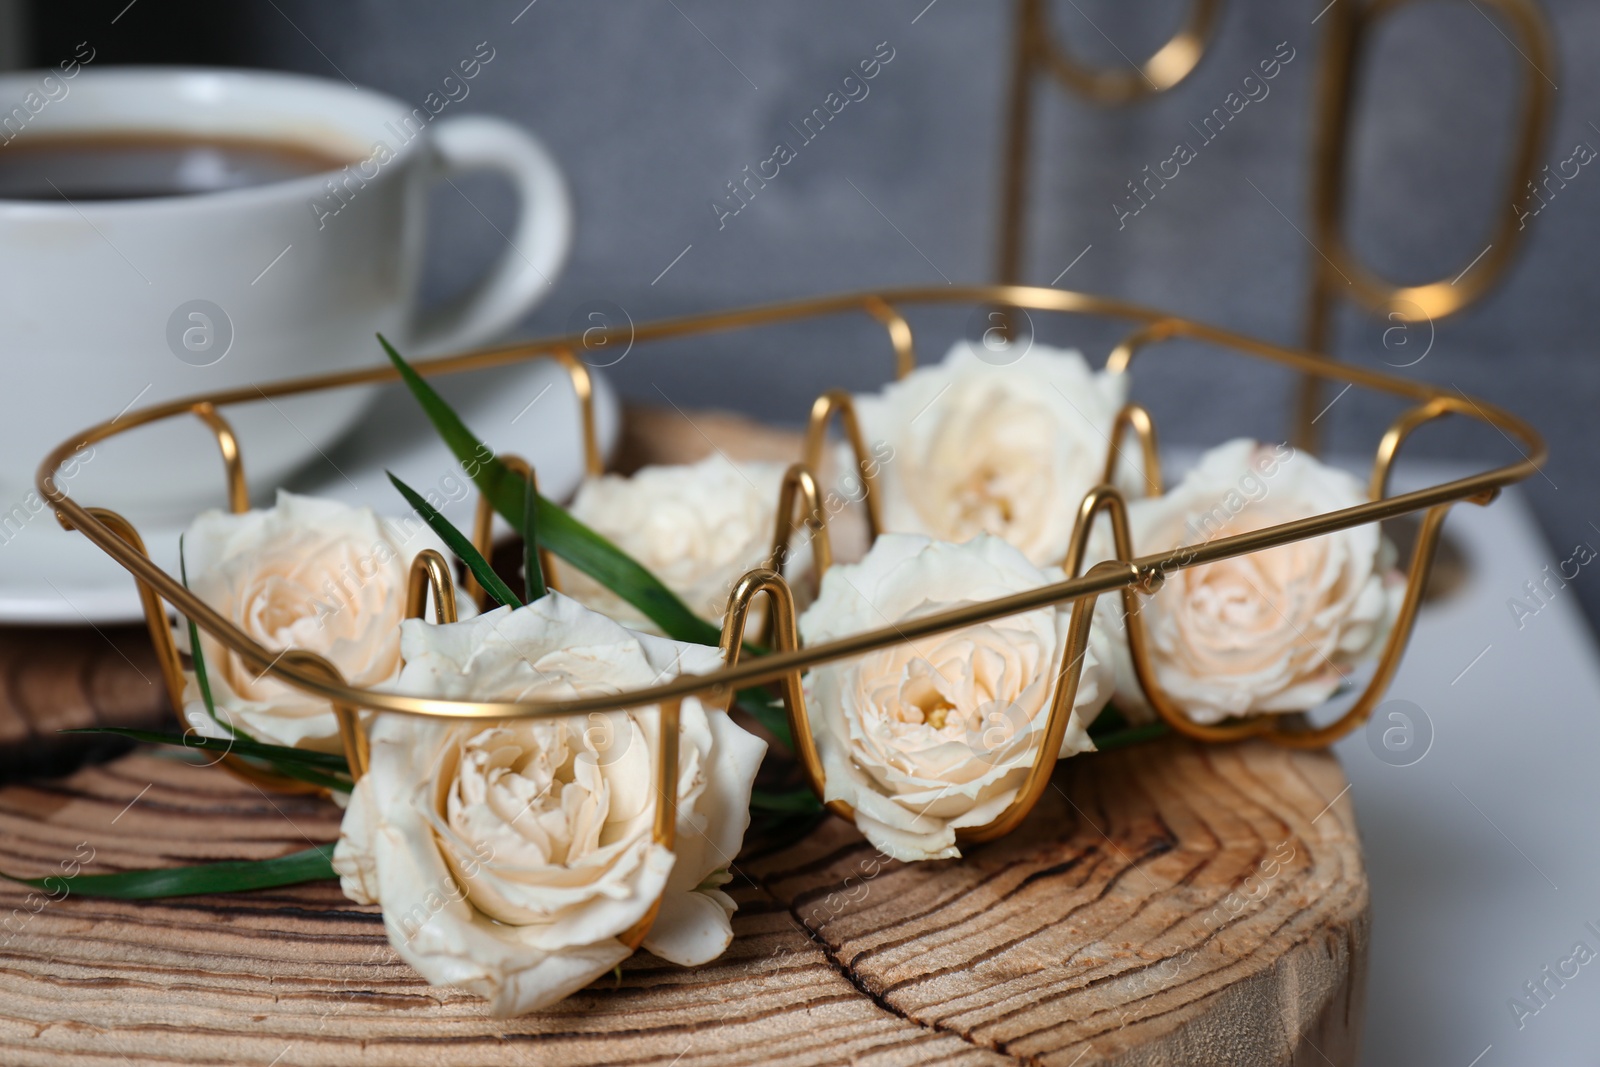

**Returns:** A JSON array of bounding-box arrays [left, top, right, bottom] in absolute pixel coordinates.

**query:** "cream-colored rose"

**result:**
[[853, 340, 1130, 567], [178, 490, 469, 752], [332, 593, 765, 1016], [554, 455, 790, 634], [798, 534, 1113, 862], [1104, 439, 1402, 723]]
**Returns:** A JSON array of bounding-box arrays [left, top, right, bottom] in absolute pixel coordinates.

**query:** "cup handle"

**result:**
[[407, 115, 573, 355]]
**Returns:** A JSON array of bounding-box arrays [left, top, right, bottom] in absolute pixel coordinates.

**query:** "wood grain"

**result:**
[[0, 404, 1368, 1064], [0, 737, 1364, 1066]]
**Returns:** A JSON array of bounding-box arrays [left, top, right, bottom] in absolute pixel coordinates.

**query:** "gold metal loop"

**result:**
[[1061, 484, 1134, 582], [1370, 396, 1477, 501], [280, 649, 367, 782], [861, 296, 916, 379], [406, 549, 460, 625], [1030, 0, 1223, 105], [768, 463, 834, 587], [466, 453, 557, 612], [996, 0, 1222, 289], [955, 564, 1124, 844], [1296, 0, 1556, 449], [1264, 504, 1453, 748], [802, 390, 884, 541], [719, 568, 847, 821], [614, 695, 682, 951], [190, 402, 249, 514], [1105, 319, 1184, 376], [84, 507, 186, 716], [544, 347, 604, 479], [1103, 403, 1163, 497]]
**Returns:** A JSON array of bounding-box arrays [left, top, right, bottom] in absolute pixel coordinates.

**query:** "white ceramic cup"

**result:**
[[0, 65, 572, 520]]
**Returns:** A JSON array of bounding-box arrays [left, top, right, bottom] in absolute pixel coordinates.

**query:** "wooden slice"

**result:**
[[0, 736, 1365, 1065]]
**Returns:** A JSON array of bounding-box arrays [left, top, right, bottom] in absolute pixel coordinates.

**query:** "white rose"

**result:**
[[332, 593, 766, 1016], [798, 534, 1114, 862], [178, 490, 470, 752], [1105, 439, 1402, 723], [853, 340, 1130, 567], [554, 455, 790, 633]]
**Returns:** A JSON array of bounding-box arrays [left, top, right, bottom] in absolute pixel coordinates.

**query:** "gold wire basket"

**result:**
[[36, 284, 1542, 944]]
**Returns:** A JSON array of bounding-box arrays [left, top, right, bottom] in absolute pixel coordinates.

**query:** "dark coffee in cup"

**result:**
[[0, 133, 356, 201]]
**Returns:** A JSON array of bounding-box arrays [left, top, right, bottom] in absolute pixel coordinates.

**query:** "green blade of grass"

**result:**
[[522, 465, 546, 601], [1088, 721, 1169, 752], [388, 470, 521, 610], [61, 728, 350, 771], [2, 845, 336, 900], [378, 334, 720, 646], [180, 536, 251, 743]]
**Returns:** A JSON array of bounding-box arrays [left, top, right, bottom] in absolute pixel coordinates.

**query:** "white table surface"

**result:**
[[1334, 462, 1600, 1065]]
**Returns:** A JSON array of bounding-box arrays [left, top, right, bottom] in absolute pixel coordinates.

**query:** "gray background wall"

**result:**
[[29, 0, 1600, 627]]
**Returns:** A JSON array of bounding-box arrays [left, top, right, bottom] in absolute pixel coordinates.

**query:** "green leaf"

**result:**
[[387, 470, 521, 610], [521, 465, 547, 602], [61, 728, 349, 772], [180, 536, 251, 744], [378, 334, 720, 646], [749, 787, 822, 814], [2, 845, 336, 900], [1088, 721, 1169, 752]]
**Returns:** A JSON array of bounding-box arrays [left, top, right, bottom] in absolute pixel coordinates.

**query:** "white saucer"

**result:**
[[0, 359, 619, 625]]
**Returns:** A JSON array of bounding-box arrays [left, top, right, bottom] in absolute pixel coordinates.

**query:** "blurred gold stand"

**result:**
[[992, 0, 1555, 452], [1296, 0, 1555, 450]]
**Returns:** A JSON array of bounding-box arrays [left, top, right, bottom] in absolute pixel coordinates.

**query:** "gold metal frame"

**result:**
[[39, 286, 1541, 858], [1296, 0, 1555, 450], [996, 0, 1224, 293]]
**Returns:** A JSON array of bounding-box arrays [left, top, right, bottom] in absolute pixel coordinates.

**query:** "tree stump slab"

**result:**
[[0, 736, 1365, 1066]]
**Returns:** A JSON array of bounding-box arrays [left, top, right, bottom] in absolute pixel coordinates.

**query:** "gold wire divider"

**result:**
[[1103, 402, 1164, 497], [1294, 0, 1556, 451], [996, 0, 1224, 293], [407, 548, 460, 625], [463, 453, 560, 613], [767, 464, 833, 586], [544, 346, 606, 480], [718, 568, 839, 817], [801, 389, 886, 541], [39, 286, 1543, 808]]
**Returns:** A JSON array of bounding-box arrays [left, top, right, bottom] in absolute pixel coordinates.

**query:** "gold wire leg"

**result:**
[[617, 695, 683, 951], [762, 464, 833, 648], [466, 453, 558, 611], [1268, 504, 1453, 748], [955, 563, 1133, 844], [190, 402, 249, 514], [543, 347, 604, 478], [282, 649, 367, 781], [1065, 486, 1274, 744], [406, 549, 459, 624], [861, 296, 916, 379], [1103, 403, 1163, 497], [720, 568, 848, 822], [83, 507, 186, 716], [802, 390, 883, 541]]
